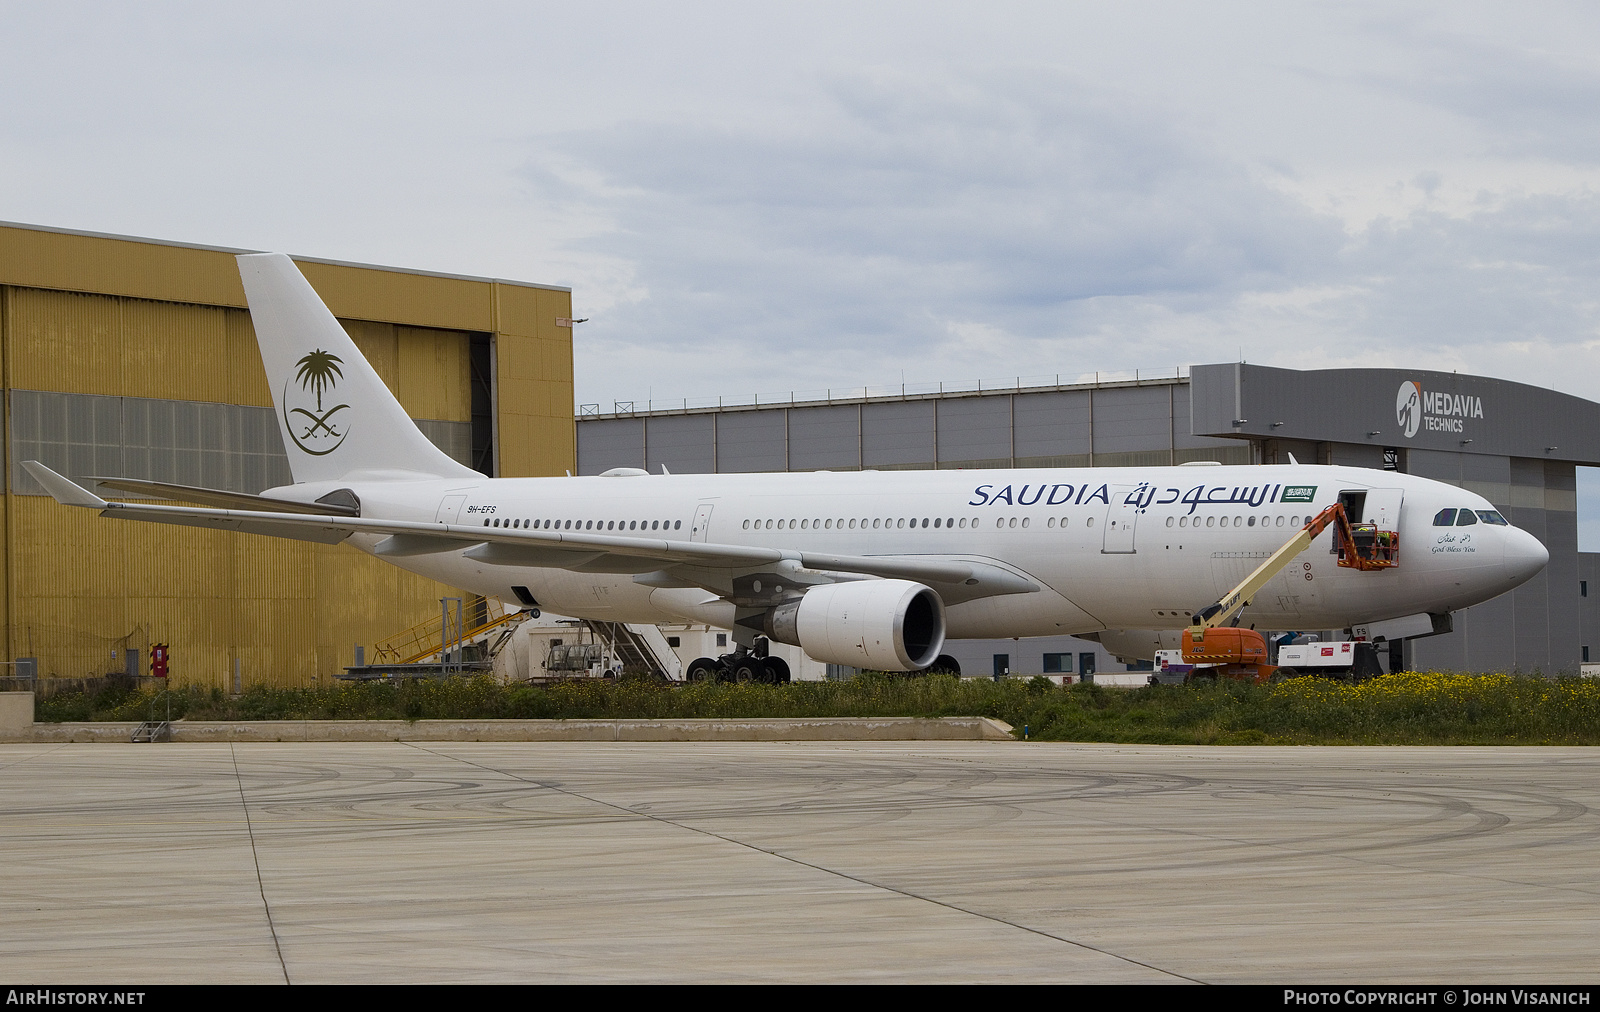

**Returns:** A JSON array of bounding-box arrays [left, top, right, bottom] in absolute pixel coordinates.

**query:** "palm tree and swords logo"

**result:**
[[283, 349, 351, 455]]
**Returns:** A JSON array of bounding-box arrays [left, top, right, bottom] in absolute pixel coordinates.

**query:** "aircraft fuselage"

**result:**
[[286, 462, 1548, 638]]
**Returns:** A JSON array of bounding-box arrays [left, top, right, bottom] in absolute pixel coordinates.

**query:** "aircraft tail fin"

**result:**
[[237, 253, 480, 484]]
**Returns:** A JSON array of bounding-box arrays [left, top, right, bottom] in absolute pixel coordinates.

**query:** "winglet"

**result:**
[[21, 461, 109, 508]]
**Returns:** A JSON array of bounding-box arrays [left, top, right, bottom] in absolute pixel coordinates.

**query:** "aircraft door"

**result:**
[[1102, 486, 1138, 554], [435, 494, 468, 524], [1364, 488, 1404, 531], [691, 503, 714, 543]]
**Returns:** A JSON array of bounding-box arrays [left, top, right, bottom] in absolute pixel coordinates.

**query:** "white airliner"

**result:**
[[25, 254, 1550, 679]]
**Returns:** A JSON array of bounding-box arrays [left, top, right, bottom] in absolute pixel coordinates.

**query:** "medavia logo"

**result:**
[[283, 349, 349, 456], [1396, 379, 1482, 439], [1396, 381, 1422, 439]]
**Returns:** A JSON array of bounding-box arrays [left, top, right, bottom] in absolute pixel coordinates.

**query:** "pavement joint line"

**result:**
[[0, 743, 70, 772], [400, 740, 1206, 984], [230, 743, 291, 985], [0, 814, 637, 828]]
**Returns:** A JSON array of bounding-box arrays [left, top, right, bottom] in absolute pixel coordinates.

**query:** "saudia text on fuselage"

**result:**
[[967, 481, 1317, 516]]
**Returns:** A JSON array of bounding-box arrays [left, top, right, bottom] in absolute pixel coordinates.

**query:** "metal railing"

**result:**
[[371, 604, 526, 666]]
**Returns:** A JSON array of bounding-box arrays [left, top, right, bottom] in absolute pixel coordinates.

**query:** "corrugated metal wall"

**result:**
[[492, 283, 577, 481], [0, 221, 575, 688], [1406, 450, 1581, 673], [577, 382, 1249, 476]]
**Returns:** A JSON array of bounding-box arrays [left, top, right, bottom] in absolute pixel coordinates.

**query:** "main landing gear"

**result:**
[[685, 638, 792, 684]]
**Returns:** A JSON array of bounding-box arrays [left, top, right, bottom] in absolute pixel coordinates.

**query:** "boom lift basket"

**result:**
[[1338, 522, 1399, 571]]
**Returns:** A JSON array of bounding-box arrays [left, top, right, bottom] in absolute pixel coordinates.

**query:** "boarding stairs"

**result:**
[[581, 621, 683, 680]]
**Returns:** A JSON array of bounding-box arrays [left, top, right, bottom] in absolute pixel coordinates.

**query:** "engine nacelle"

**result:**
[[1086, 629, 1185, 664], [765, 580, 946, 671]]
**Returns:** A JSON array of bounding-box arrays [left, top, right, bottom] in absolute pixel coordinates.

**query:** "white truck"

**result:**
[[1276, 640, 1356, 674], [1150, 649, 1219, 686], [1275, 639, 1385, 680]]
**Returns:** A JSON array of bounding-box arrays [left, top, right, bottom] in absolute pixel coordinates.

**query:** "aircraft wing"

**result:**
[[23, 462, 1038, 601], [84, 476, 361, 516]]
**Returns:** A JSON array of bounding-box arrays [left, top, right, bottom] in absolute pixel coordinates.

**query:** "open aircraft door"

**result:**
[[1363, 488, 1404, 531]]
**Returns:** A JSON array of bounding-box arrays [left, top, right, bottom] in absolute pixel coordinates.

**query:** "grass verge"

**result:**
[[30, 671, 1600, 745]]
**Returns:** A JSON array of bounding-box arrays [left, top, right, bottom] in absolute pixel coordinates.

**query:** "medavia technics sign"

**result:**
[[1396, 380, 1483, 439], [1190, 363, 1598, 462]]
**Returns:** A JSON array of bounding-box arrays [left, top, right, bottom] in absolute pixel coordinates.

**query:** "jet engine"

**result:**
[[764, 579, 946, 671]]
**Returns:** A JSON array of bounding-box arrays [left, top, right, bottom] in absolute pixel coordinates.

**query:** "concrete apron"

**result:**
[[19, 712, 1017, 743]]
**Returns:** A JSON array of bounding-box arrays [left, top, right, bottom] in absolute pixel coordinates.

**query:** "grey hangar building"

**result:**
[[577, 363, 1600, 679]]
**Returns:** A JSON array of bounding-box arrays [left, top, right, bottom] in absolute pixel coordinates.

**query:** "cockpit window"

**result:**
[[1433, 508, 1457, 526], [1476, 510, 1509, 526], [1455, 509, 1478, 526]]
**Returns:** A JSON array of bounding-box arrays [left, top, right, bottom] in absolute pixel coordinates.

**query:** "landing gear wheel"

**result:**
[[686, 657, 719, 682], [731, 660, 761, 684], [761, 657, 791, 684], [925, 654, 961, 676]]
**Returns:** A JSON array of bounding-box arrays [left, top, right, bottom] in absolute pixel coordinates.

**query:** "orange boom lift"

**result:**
[[1181, 502, 1398, 683]]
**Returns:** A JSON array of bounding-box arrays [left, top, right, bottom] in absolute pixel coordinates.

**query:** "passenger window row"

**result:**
[[483, 517, 683, 532], [1166, 515, 1305, 529], [742, 517, 966, 530], [740, 516, 1106, 531], [1433, 508, 1509, 527], [479, 509, 1502, 535], [736, 513, 1327, 533]]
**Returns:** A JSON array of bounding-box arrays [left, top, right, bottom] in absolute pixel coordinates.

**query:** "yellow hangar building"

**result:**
[[0, 221, 575, 688]]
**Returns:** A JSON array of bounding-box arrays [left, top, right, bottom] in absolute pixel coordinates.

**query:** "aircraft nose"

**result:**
[[1503, 527, 1549, 586]]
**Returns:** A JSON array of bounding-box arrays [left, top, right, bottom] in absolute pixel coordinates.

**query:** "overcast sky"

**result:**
[[6, 2, 1600, 540]]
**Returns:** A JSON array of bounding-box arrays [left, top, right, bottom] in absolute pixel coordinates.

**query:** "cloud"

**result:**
[[532, 68, 1345, 403], [1357, 19, 1600, 164], [525, 56, 1600, 411], [1241, 189, 1600, 390], [7, 3, 1600, 416]]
